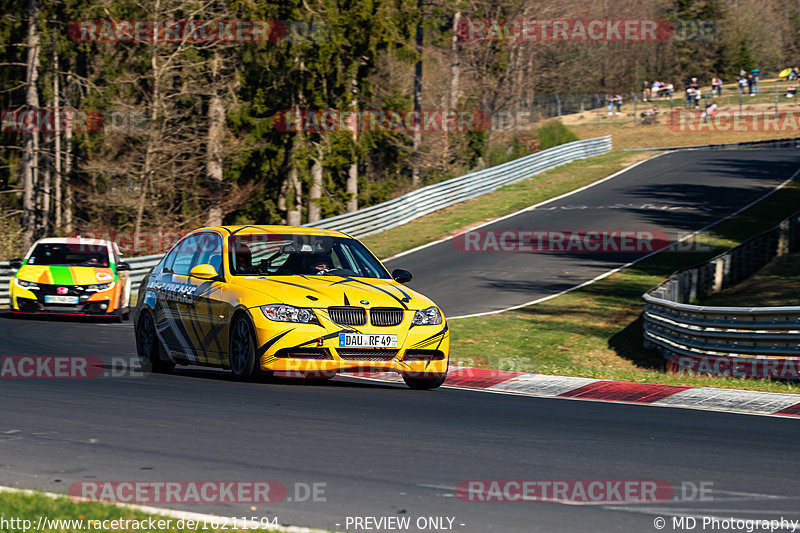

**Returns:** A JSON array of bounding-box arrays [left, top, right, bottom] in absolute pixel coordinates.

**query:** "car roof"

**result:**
[[193, 225, 349, 238], [33, 237, 113, 246]]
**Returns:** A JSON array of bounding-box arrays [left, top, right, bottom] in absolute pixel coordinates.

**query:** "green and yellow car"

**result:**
[[134, 226, 449, 389], [8, 237, 132, 319]]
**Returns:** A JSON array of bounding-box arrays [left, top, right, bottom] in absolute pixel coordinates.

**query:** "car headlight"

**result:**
[[261, 304, 320, 324], [86, 282, 114, 292], [412, 306, 443, 326], [14, 278, 39, 290]]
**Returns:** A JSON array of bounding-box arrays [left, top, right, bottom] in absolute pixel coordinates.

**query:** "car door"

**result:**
[[158, 233, 205, 361], [184, 232, 231, 366]]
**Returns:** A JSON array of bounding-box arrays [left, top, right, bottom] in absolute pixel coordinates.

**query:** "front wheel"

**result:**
[[229, 315, 272, 382], [136, 310, 175, 373], [403, 373, 447, 390]]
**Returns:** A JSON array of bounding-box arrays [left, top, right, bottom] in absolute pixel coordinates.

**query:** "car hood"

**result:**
[[230, 275, 438, 312], [15, 264, 116, 285]]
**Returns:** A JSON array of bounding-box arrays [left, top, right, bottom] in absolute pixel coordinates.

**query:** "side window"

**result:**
[[171, 234, 205, 276], [162, 246, 179, 273], [194, 233, 223, 275]]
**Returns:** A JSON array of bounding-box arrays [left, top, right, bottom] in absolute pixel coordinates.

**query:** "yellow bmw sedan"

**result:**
[[134, 226, 449, 389]]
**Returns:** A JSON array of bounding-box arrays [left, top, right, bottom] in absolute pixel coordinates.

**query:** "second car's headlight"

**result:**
[[261, 304, 320, 324], [14, 278, 39, 290], [412, 306, 443, 326], [86, 282, 114, 292]]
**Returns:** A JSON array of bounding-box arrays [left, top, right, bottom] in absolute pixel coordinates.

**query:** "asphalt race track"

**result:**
[[2, 149, 800, 533], [387, 149, 800, 317]]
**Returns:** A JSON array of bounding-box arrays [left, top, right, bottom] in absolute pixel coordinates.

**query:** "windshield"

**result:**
[[228, 234, 390, 279], [26, 243, 110, 267]]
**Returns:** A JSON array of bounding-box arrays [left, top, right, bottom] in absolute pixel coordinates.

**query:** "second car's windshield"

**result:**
[[228, 234, 390, 279], [26, 243, 110, 267]]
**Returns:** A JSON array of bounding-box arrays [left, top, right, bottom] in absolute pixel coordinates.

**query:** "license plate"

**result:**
[[45, 295, 79, 304], [338, 333, 398, 348]]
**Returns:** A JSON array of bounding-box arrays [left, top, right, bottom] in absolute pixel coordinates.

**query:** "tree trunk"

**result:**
[[411, 0, 423, 187], [22, 0, 40, 249], [205, 51, 225, 226], [449, 11, 461, 110], [53, 49, 62, 232], [285, 164, 302, 226], [64, 71, 73, 234], [308, 143, 323, 223], [346, 76, 358, 212]]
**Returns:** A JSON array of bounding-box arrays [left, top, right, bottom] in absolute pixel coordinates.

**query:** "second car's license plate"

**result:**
[[45, 295, 79, 304], [338, 333, 398, 348]]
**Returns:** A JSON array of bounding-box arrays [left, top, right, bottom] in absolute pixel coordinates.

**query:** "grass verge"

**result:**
[[0, 489, 285, 532], [700, 251, 800, 307], [447, 176, 800, 394]]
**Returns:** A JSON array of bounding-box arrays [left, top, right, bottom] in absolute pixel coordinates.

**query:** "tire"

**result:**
[[136, 310, 175, 373], [229, 315, 272, 382], [403, 373, 447, 390]]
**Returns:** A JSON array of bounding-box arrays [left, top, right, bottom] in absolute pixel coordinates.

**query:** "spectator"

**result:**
[[789, 68, 799, 81], [640, 105, 660, 124], [651, 80, 662, 97], [685, 86, 695, 108], [690, 77, 700, 91], [701, 102, 717, 119], [694, 88, 702, 108], [711, 77, 723, 97], [642, 80, 651, 102], [752, 69, 760, 95], [786, 86, 797, 98], [738, 75, 747, 95], [606, 93, 614, 115], [613, 93, 623, 115]]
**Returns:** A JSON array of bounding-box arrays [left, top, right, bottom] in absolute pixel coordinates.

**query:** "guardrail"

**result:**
[[643, 211, 800, 367], [306, 136, 612, 238], [0, 136, 611, 308]]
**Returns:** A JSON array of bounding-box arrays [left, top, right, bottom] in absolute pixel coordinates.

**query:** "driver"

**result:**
[[308, 254, 334, 274]]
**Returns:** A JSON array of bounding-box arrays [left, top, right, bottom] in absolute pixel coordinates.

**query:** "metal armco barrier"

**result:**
[[643, 211, 800, 367], [1, 136, 612, 308], [305, 136, 612, 238]]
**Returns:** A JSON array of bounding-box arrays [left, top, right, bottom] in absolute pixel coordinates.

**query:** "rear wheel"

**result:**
[[229, 315, 272, 382], [136, 310, 175, 373], [403, 373, 447, 390]]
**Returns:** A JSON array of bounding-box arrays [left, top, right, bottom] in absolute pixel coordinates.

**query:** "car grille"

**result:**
[[370, 307, 404, 327], [328, 306, 367, 326], [274, 348, 331, 359], [337, 349, 399, 361], [403, 349, 445, 361]]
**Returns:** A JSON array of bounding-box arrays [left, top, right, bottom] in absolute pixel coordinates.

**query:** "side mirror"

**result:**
[[116, 262, 131, 271], [9, 258, 23, 269], [190, 263, 220, 280], [391, 268, 412, 284]]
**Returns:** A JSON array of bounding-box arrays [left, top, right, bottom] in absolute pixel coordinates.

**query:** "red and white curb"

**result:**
[[343, 368, 800, 418]]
